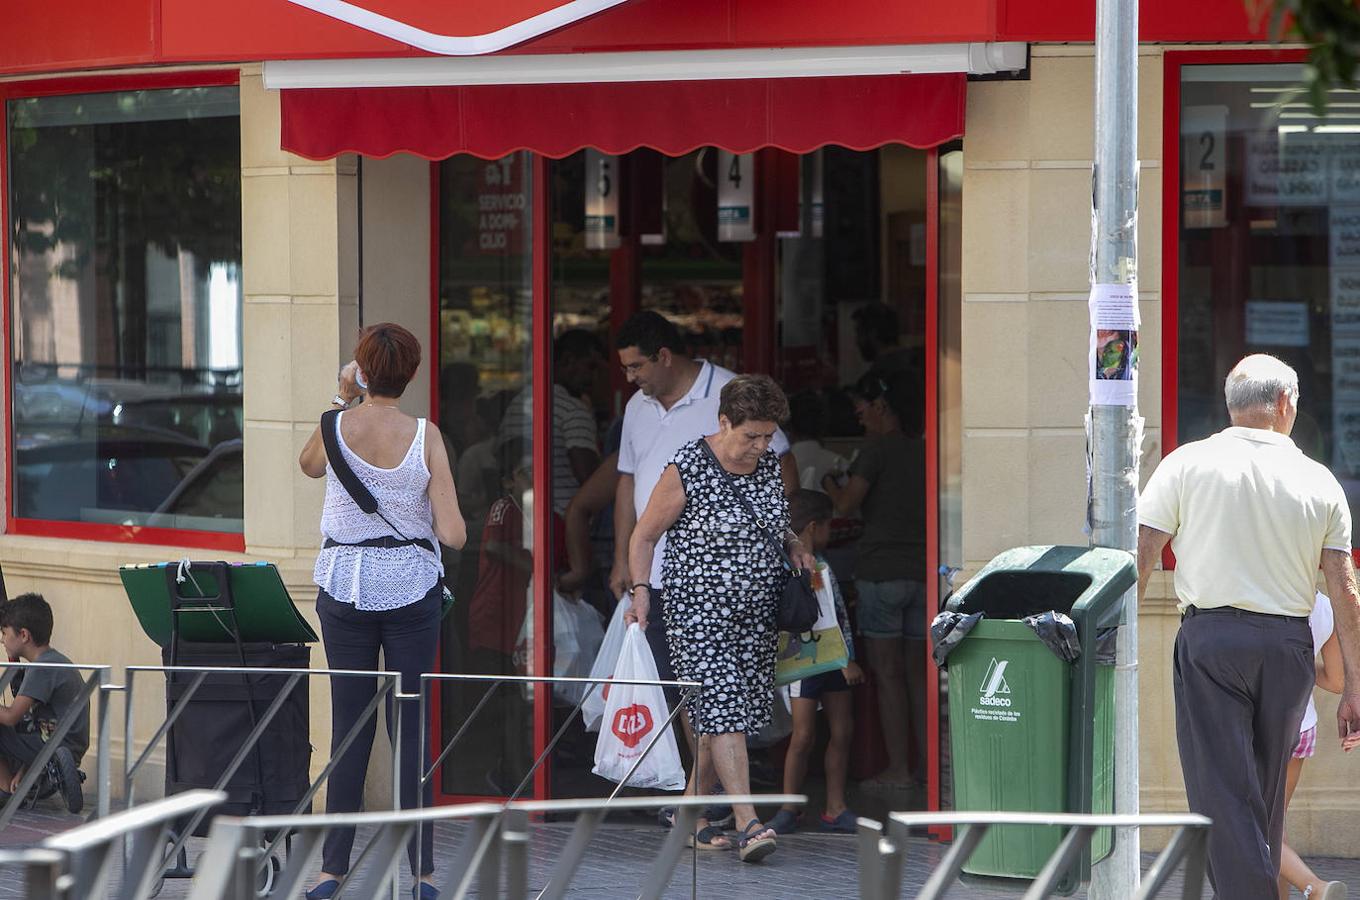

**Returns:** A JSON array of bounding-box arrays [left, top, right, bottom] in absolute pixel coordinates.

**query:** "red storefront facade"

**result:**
[[15, 0, 1358, 852]]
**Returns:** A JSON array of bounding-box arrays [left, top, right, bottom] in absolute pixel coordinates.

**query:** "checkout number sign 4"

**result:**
[[973, 658, 1020, 723]]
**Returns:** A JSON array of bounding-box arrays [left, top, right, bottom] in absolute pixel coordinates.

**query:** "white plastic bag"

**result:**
[[592, 624, 685, 790], [582, 597, 630, 731], [552, 593, 606, 707]]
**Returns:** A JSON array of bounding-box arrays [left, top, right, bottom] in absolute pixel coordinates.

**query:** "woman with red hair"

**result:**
[[299, 323, 466, 900]]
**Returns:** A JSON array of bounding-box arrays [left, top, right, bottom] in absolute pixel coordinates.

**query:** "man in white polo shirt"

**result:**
[[609, 311, 797, 602], [1138, 354, 1360, 899]]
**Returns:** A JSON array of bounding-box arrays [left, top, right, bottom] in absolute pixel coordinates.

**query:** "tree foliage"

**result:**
[[1253, 0, 1360, 114]]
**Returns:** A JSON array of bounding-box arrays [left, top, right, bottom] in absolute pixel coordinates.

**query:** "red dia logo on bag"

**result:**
[[611, 704, 654, 749]]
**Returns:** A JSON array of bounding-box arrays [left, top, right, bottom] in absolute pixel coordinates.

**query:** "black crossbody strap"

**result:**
[[319, 409, 413, 543], [698, 439, 795, 573]]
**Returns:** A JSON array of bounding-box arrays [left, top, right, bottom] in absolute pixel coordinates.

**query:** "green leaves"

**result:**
[[1261, 0, 1360, 115]]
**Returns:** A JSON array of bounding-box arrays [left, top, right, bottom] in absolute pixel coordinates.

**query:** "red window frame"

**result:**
[[426, 144, 949, 806], [1, 69, 245, 552]]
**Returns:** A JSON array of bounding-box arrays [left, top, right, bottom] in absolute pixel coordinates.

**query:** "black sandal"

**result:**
[[737, 820, 776, 863], [686, 824, 731, 851]]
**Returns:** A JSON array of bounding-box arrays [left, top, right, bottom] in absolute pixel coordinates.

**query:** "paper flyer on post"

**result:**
[[1089, 282, 1139, 407]]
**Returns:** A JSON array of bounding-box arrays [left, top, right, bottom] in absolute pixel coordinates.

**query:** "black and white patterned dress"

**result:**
[[661, 439, 789, 736]]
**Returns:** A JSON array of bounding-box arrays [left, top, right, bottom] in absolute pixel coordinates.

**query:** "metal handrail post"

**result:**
[[93, 668, 113, 821], [918, 823, 989, 900], [502, 807, 530, 899], [1023, 825, 1096, 899]]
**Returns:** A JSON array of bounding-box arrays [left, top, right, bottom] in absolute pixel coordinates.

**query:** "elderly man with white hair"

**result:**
[[1138, 353, 1360, 898]]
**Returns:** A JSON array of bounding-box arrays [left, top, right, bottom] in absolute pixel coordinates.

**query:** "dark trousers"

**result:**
[[1174, 607, 1314, 899], [317, 586, 441, 877]]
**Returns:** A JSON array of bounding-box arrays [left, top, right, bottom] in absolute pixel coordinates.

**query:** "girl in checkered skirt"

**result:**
[[1279, 593, 1346, 900]]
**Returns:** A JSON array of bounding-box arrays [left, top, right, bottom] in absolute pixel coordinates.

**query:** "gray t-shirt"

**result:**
[[850, 432, 926, 583], [17, 648, 89, 760]]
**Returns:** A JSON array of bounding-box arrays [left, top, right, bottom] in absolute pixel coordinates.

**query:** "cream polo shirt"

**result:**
[[1139, 426, 1352, 617]]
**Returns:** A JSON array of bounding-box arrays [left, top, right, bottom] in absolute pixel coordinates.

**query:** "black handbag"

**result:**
[[320, 409, 455, 619], [698, 440, 818, 634]]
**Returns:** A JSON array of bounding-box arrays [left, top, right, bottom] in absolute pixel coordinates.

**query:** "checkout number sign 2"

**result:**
[[1182, 105, 1228, 229]]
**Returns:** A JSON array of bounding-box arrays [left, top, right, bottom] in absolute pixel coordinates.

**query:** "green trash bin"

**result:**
[[940, 545, 1135, 893]]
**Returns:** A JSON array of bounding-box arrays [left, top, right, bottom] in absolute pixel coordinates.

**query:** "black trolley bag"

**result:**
[[158, 561, 313, 832]]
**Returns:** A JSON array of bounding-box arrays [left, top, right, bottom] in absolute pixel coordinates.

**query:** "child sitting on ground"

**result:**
[[769, 490, 864, 834], [0, 593, 87, 813]]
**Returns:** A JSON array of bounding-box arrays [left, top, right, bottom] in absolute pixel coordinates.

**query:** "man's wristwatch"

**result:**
[[331, 394, 353, 409]]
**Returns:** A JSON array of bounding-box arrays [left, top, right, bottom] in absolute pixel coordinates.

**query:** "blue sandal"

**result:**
[[737, 820, 777, 863]]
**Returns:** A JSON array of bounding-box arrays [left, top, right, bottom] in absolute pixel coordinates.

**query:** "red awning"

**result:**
[[279, 73, 965, 160]]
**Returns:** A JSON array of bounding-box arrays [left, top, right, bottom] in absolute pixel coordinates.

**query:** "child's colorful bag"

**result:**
[[774, 563, 850, 686]]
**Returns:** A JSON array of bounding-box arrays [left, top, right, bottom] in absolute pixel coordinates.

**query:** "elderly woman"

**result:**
[[626, 374, 814, 863], [298, 323, 466, 900]]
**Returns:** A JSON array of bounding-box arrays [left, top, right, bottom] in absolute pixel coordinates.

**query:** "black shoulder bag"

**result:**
[[320, 409, 454, 618], [699, 440, 818, 634]]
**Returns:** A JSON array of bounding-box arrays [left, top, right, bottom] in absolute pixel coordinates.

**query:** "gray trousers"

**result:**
[[1174, 607, 1314, 899]]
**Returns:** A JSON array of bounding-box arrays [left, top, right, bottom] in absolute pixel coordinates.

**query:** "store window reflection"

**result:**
[[7, 86, 243, 534], [545, 144, 940, 810], [1177, 64, 1360, 521], [437, 151, 538, 796]]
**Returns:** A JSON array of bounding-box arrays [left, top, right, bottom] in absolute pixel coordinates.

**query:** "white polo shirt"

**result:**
[[618, 360, 790, 586], [1139, 426, 1352, 617]]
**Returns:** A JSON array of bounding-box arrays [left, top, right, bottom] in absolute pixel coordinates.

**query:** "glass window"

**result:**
[[1177, 64, 1360, 521], [7, 86, 243, 533], [437, 151, 538, 797]]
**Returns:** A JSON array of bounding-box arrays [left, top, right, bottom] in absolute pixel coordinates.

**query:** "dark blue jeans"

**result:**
[[317, 585, 440, 877]]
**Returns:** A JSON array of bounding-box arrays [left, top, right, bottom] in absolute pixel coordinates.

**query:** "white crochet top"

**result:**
[[313, 413, 442, 610]]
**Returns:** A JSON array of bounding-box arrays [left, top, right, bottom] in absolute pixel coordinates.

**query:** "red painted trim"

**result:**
[[427, 159, 445, 803], [428, 162, 442, 428], [7, 518, 246, 552], [1, 82, 12, 537], [1, 69, 243, 552], [1158, 49, 1310, 569], [530, 153, 554, 802], [1, 69, 240, 99], [742, 150, 777, 374], [924, 146, 942, 822]]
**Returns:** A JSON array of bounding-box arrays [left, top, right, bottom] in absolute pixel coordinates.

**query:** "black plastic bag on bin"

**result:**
[[1022, 611, 1081, 662], [1095, 626, 1118, 665], [930, 610, 984, 667]]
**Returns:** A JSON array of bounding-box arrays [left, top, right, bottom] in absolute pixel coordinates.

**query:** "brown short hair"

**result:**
[[718, 374, 790, 428], [355, 323, 421, 398]]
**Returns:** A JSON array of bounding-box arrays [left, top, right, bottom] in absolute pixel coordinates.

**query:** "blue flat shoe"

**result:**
[[818, 810, 859, 833], [767, 808, 801, 835], [413, 883, 439, 900], [305, 880, 340, 900]]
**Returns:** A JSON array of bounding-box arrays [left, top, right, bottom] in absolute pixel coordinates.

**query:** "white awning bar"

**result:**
[[262, 42, 1029, 90]]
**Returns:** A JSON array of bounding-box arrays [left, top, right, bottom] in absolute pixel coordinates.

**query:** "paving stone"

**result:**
[[1, 802, 1358, 898]]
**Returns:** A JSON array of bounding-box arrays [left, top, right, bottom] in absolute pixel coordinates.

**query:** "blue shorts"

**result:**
[[792, 668, 850, 700], [857, 579, 927, 640]]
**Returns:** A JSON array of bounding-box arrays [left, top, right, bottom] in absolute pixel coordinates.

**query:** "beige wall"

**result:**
[[962, 45, 1355, 856], [360, 154, 433, 419]]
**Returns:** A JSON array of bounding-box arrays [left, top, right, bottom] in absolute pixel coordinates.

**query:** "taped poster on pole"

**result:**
[[1089, 283, 1139, 406]]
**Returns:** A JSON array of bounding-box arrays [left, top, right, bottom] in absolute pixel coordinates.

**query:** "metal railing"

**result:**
[[416, 672, 703, 884], [418, 672, 702, 804], [0, 661, 115, 830], [0, 790, 226, 900], [190, 793, 805, 900], [857, 811, 1212, 900], [123, 664, 402, 887]]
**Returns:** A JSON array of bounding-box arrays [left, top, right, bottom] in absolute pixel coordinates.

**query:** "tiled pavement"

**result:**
[[3, 801, 1360, 898]]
